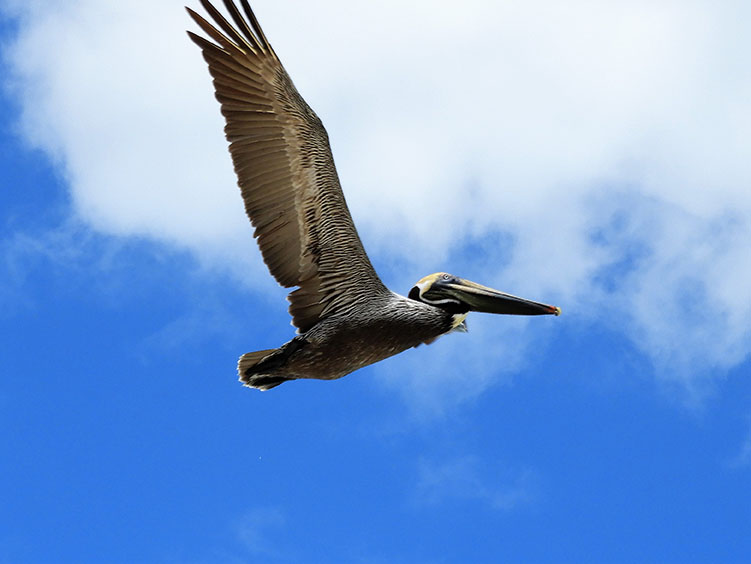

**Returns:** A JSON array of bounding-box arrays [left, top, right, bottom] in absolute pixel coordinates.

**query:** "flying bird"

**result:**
[[186, 0, 560, 390]]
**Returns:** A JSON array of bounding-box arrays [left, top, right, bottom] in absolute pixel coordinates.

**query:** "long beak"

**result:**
[[429, 278, 561, 316]]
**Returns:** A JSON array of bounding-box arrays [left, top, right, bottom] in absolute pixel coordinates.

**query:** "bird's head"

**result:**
[[408, 272, 561, 316]]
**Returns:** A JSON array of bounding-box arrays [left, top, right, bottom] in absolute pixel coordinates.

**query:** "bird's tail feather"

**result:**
[[237, 348, 291, 391]]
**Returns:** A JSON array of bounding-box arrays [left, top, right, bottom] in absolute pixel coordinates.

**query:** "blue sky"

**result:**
[[2, 1, 751, 562]]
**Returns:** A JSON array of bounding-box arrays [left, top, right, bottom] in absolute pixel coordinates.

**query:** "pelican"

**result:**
[[187, 0, 560, 390]]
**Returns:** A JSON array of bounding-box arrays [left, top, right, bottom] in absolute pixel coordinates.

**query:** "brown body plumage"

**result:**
[[187, 1, 560, 390], [240, 294, 458, 390]]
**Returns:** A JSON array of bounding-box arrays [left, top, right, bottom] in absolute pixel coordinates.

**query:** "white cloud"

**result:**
[[3, 0, 751, 404]]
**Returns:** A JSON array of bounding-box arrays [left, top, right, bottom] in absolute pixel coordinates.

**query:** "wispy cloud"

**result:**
[[3, 0, 750, 407], [732, 436, 751, 469], [234, 506, 288, 560], [415, 455, 539, 510], [728, 416, 751, 469], [376, 313, 554, 416], [0, 218, 94, 315]]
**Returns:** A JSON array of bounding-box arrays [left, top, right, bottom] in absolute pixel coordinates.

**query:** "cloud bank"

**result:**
[[3, 0, 750, 405]]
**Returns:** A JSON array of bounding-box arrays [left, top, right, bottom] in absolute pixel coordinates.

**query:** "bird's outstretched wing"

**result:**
[[187, 0, 387, 333]]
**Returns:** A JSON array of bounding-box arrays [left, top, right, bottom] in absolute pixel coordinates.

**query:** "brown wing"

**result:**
[[187, 0, 388, 333]]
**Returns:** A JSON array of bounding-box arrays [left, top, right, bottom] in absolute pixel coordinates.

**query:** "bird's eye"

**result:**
[[442, 274, 451, 281]]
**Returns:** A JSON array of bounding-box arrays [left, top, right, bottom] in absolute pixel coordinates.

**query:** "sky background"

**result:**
[[1, 0, 750, 562]]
